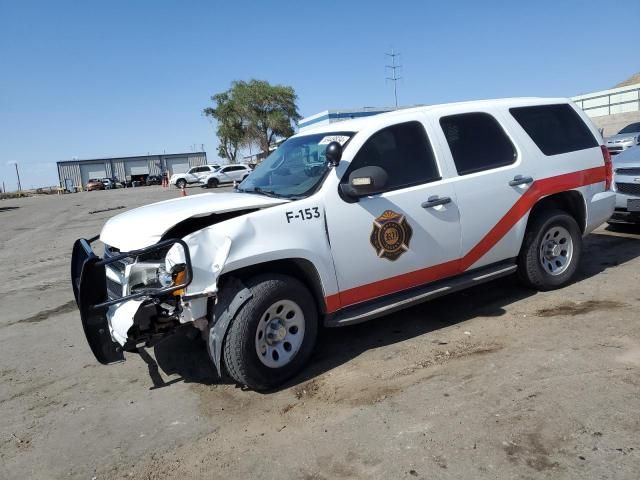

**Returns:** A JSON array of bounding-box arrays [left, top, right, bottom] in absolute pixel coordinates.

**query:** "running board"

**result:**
[[326, 262, 517, 327]]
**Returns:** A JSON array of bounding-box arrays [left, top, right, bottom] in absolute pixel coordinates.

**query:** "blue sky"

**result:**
[[1, 0, 638, 189]]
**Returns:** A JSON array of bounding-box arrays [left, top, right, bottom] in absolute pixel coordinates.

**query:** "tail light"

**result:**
[[600, 145, 612, 190]]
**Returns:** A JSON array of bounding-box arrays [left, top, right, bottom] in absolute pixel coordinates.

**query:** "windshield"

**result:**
[[618, 122, 640, 134], [238, 132, 354, 199]]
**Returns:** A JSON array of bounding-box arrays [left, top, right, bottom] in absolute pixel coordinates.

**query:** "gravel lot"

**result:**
[[1, 186, 639, 479]]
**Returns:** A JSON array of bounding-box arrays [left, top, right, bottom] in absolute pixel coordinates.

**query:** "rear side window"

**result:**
[[440, 112, 517, 175], [345, 121, 440, 191], [510, 104, 598, 156]]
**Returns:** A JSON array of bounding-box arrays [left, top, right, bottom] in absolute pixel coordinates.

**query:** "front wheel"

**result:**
[[517, 209, 582, 291], [221, 274, 318, 390], [175, 179, 186, 189], [207, 178, 219, 188]]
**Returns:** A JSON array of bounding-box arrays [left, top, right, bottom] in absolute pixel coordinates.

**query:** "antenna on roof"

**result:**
[[385, 48, 402, 108]]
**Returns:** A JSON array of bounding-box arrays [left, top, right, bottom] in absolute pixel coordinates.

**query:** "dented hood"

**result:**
[[100, 192, 288, 251]]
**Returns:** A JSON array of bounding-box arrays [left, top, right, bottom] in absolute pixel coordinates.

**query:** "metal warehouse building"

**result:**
[[57, 151, 207, 189]]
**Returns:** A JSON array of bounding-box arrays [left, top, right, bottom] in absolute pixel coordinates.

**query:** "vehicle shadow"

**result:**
[[579, 223, 640, 278], [150, 225, 640, 391]]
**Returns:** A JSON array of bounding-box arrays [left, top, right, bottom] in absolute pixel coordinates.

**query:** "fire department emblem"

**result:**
[[370, 210, 413, 261]]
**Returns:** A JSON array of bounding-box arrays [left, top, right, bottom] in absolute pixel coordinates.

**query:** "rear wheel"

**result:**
[[207, 178, 219, 188], [221, 274, 318, 390], [517, 209, 582, 291], [175, 179, 186, 189]]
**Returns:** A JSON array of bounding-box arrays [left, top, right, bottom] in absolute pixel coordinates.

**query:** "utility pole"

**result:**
[[385, 48, 402, 108], [9, 162, 21, 192]]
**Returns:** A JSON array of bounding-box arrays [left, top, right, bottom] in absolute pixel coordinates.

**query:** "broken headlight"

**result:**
[[156, 264, 187, 295]]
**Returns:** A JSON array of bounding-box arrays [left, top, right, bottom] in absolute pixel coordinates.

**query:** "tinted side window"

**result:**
[[440, 112, 517, 175], [345, 121, 440, 191], [510, 104, 598, 156]]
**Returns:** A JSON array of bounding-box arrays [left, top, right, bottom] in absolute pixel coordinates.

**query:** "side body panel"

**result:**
[[180, 195, 339, 304], [323, 114, 463, 310], [426, 108, 533, 270], [430, 103, 609, 270], [181, 100, 610, 319]]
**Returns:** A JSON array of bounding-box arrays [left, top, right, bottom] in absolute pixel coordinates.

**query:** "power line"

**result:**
[[385, 48, 402, 108]]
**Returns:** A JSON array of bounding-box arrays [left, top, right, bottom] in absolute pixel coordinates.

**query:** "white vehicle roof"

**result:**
[[296, 97, 573, 137]]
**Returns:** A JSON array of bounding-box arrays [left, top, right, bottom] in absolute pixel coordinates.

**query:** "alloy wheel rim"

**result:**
[[255, 299, 305, 368], [539, 225, 573, 276]]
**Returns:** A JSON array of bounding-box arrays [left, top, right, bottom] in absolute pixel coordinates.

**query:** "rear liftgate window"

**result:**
[[440, 112, 517, 175], [509, 104, 598, 156]]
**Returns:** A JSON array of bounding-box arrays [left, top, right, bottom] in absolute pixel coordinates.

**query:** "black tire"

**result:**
[[175, 179, 186, 189], [517, 209, 582, 291], [207, 178, 219, 188], [221, 274, 318, 390]]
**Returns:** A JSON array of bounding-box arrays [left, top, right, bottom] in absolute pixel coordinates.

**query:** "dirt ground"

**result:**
[[1, 186, 639, 480]]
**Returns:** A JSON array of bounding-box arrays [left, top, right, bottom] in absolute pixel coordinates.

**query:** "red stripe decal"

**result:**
[[325, 166, 605, 313]]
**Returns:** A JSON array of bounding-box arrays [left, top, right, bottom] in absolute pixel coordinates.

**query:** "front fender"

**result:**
[[180, 200, 339, 306]]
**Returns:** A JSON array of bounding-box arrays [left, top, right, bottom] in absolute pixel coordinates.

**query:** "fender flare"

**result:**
[[206, 277, 252, 377]]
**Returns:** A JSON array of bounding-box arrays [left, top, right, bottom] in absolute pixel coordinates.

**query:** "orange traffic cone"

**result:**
[[181, 186, 187, 197]]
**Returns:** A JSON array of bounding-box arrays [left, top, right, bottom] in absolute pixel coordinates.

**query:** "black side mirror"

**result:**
[[325, 142, 343, 166], [341, 166, 388, 199]]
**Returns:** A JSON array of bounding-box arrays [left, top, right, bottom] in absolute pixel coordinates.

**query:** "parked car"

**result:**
[[608, 145, 640, 224], [85, 179, 105, 191], [202, 164, 252, 188], [101, 178, 116, 189], [169, 165, 220, 189], [71, 97, 614, 391], [146, 175, 162, 186], [605, 122, 640, 155]]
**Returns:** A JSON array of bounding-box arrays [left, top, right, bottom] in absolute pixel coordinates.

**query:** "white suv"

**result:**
[[202, 164, 252, 188], [72, 98, 615, 390], [170, 165, 220, 189]]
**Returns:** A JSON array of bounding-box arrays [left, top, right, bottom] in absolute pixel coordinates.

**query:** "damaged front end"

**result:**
[[71, 237, 193, 364]]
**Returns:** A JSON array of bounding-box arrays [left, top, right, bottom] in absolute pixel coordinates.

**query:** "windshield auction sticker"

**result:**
[[318, 135, 350, 146]]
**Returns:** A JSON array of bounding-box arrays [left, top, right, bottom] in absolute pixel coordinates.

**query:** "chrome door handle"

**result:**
[[509, 175, 534, 186], [422, 195, 452, 208]]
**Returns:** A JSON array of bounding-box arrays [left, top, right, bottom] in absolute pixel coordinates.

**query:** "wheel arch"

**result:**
[[529, 190, 587, 234], [218, 258, 328, 316]]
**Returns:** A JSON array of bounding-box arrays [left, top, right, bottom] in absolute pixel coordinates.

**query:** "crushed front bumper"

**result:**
[[71, 237, 193, 364]]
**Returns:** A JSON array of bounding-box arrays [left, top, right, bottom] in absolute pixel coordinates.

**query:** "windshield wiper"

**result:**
[[238, 187, 283, 199]]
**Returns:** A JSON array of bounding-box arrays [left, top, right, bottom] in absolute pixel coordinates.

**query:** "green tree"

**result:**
[[205, 79, 301, 161], [203, 92, 244, 163]]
